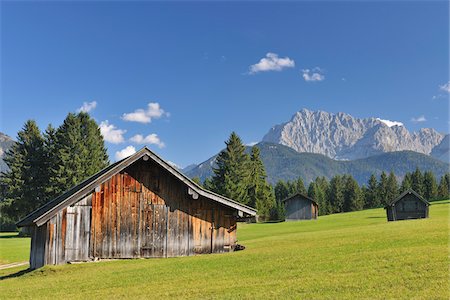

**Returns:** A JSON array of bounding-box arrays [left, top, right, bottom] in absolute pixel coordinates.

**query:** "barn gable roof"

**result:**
[[282, 193, 318, 206], [385, 189, 430, 208], [17, 147, 256, 227]]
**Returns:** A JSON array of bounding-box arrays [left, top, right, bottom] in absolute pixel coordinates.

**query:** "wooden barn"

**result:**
[[385, 189, 429, 222], [283, 193, 318, 221], [17, 147, 256, 269]]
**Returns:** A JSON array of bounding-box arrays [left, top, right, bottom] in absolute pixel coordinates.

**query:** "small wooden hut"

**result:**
[[385, 189, 429, 221], [17, 147, 256, 269], [283, 193, 318, 221]]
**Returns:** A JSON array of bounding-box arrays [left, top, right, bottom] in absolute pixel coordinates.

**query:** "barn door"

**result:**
[[65, 197, 92, 262], [190, 206, 213, 254], [140, 204, 167, 257]]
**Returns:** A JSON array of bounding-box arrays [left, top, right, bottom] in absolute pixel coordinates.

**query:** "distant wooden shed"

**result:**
[[283, 193, 318, 221], [17, 147, 256, 269], [385, 189, 429, 222]]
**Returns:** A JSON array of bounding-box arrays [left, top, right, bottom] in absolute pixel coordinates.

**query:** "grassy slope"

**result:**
[[0, 232, 30, 265], [0, 201, 448, 299]]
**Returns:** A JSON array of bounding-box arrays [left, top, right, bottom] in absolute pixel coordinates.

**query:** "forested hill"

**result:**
[[183, 142, 450, 185]]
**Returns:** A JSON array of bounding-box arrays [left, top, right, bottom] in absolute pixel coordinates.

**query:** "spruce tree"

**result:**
[[437, 173, 450, 199], [411, 167, 424, 196], [0, 120, 47, 219], [365, 174, 380, 208], [378, 171, 389, 206], [422, 171, 437, 201], [386, 171, 399, 204], [315, 176, 330, 215], [248, 146, 275, 220], [329, 175, 344, 213], [274, 180, 289, 202], [343, 175, 363, 212], [400, 172, 413, 193], [50, 112, 109, 195], [210, 132, 250, 205]]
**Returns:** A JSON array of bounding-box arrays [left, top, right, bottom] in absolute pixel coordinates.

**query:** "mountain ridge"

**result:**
[[184, 142, 450, 185], [262, 108, 445, 160]]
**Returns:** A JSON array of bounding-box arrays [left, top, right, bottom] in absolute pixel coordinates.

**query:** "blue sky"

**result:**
[[1, 1, 449, 167]]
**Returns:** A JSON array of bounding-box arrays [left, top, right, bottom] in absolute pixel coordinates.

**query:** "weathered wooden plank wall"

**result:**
[[285, 196, 317, 221], [31, 158, 238, 267]]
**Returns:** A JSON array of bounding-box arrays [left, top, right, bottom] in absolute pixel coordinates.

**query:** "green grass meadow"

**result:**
[[1, 201, 449, 299]]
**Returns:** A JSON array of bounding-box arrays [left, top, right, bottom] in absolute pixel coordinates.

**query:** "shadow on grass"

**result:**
[[0, 234, 21, 239], [367, 216, 385, 219], [0, 268, 33, 280]]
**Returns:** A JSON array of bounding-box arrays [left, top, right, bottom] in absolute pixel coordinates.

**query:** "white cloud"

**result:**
[[249, 53, 295, 74], [439, 81, 450, 93], [99, 121, 126, 144], [77, 101, 97, 113], [115, 146, 136, 161], [411, 115, 427, 123], [302, 68, 325, 82], [130, 133, 165, 148], [376, 118, 404, 127], [122, 102, 168, 124], [246, 142, 258, 146]]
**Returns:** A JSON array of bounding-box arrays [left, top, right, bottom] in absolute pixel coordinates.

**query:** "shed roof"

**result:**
[[385, 189, 430, 208], [282, 193, 318, 206], [17, 146, 256, 227]]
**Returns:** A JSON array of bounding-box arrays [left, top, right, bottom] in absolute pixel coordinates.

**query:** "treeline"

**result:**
[[202, 132, 277, 221], [274, 170, 450, 217], [0, 112, 108, 230]]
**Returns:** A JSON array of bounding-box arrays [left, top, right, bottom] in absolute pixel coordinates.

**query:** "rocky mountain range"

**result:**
[[0, 133, 14, 173], [262, 109, 447, 161]]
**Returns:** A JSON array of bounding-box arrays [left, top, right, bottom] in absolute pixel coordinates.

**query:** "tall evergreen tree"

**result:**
[[343, 175, 363, 212], [210, 132, 250, 205], [378, 171, 389, 206], [411, 167, 424, 196], [329, 175, 344, 213], [437, 173, 450, 199], [400, 172, 413, 193], [248, 146, 275, 220], [49, 112, 109, 195], [318, 176, 331, 215], [0, 120, 47, 220], [274, 180, 289, 203], [386, 171, 399, 203], [423, 171, 437, 201], [365, 174, 380, 208]]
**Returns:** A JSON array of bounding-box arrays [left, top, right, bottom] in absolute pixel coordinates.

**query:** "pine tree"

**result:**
[[411, 167, 424, 196], [329, 175, 344, 213], [400, 172, 412, 193], [386, 171, 399, 203], [343, 175, 363, 212], [365, 174, 380, 208], [0, 120, 47, 220], [295, 177, 306, 195], [315, 176, 330, 215], [248, 146, 275, 220], [422, 171, 437, 201], [378, 171, 389, 206], [210, 132, 250, 205], [437, 173, 450, 199], [274, 180, 289, 202], [50, 113, 109, 196]]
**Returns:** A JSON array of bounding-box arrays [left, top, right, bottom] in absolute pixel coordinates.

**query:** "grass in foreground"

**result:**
[[0, 201, 448, 299], [0, 232, 30, 265]]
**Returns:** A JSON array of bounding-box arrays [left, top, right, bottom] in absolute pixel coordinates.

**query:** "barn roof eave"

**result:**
[[385, 189, 430, 208], [16, 147, 256, 227], [281, 193, 318, 206]]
